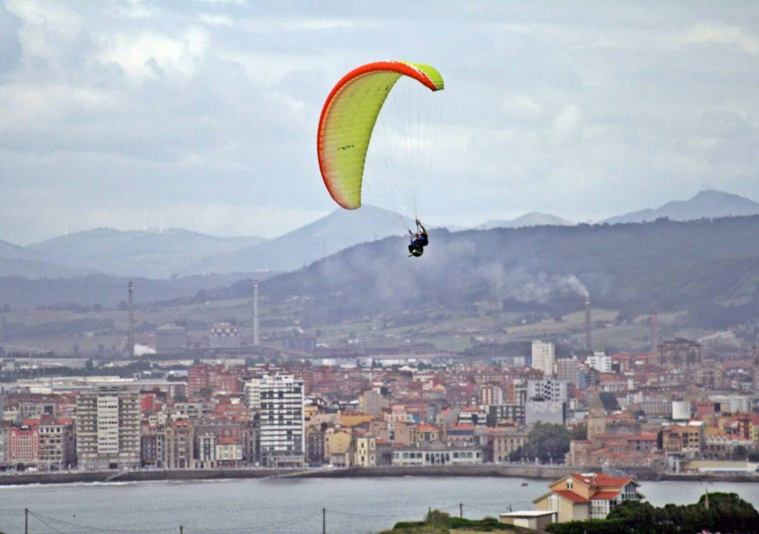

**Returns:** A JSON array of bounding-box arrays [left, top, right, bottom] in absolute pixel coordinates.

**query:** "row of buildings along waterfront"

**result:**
[[1, 336, 759, 476]]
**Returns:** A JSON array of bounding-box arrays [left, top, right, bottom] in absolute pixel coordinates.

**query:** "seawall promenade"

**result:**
[[0, 464, 673, 486]]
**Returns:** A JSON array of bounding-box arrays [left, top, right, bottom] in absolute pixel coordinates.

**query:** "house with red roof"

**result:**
[[533, 472, 643, 522]]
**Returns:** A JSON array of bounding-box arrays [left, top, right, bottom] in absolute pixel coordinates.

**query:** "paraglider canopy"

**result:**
[[317, 61, 444, 210]]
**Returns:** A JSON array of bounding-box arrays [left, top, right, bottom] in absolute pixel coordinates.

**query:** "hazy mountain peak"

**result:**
[[603, 189, 759, 225], [187, 205, 412, 274], [30, 228, 267, 279], [477, 212, 574, 230]]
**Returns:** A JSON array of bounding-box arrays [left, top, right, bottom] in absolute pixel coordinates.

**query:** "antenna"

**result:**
[[127, 282, 135, 359], [253, 281, 260, 347]]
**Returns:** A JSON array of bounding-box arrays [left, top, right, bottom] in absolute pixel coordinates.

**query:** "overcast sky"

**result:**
[[0, 1, 757, 244]]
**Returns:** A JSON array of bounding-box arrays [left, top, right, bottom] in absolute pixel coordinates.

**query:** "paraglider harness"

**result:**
[[408, 220, 428, 258]]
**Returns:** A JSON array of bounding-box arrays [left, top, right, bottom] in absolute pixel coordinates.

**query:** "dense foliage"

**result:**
[[546, 493, 759, 534], [508, 422, 571, 463], [383, 509, 517, 533], [598, 392, 620, 412]]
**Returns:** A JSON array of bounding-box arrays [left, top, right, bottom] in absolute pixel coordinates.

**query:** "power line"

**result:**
[[29, 511, 177, 533], [184, 511, 321, 533], [326, 508, 421, 519], [30, 514, 67, 533]]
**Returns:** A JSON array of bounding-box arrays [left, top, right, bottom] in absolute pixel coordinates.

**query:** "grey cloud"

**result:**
[[1, 1, 758, 244]]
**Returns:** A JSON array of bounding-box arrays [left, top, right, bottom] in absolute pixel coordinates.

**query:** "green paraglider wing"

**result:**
[[317, 61, 444, 210]]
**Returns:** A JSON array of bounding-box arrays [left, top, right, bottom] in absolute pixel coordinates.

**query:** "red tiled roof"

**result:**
[[591, 491, 620, 500], [570, 473, 633, 488], [628, 433, 657, 441], [553, 490, 589, 503]]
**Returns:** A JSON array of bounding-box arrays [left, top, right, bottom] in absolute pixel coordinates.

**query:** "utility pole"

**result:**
[[459, 503, 463, 518], [25, 508, 29, 534], [179, 526, 184, 534], [322, 507, 326, 534]]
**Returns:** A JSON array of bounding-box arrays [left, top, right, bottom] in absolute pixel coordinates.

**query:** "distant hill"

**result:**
[[31, 228, 266, 279], [604, 190, 759, 225], [0, 237, 93, 278], [0, 237, 46, 262], [477, 212, 574, 230], [0, 271, 277, 309], [0, 257, 92, 279], [189, 205, 411, 274], [261, 216, 759, 330]]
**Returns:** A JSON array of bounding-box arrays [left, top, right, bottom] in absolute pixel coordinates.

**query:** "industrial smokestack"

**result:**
[[650, 313, 659, 353], [584, 297, 592, 352], [253, 280, 260, 346], [128, 281, 135, 358]]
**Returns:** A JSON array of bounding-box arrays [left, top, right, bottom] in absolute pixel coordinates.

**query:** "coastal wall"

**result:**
[[0, 464, 715, 487], [298, 464, 580, 479], [0, 465, 582, 486]]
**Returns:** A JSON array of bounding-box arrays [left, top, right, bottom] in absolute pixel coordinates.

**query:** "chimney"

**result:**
[[253, 280, 260, 347], [650, 313, 659, 353], [584, 297, 592, 352], [127, 281, 135, 358]]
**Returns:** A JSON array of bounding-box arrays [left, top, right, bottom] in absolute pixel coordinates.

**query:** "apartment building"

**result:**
[[76, 387, 140, 470], [259, 375, 305, 467]]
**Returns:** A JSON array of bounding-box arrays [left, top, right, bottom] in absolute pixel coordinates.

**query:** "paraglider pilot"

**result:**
[[408, 219, 428, 258]]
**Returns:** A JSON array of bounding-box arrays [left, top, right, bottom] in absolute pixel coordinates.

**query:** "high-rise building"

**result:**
[[188, 364, 210, 398], [586, 353, 612, 374], [531, 341, 555, 377], [38, 416, 75, 469], [165, 420, 195, 469], [527, 379, 568, 402], [0, 422, 8, 467], [245, 378, 262, 410], [76, 387, 140, 470], [8, 424, 39, 466], [556, 358, 580, 386], [658, 339, 702, 370], [478, 384, 505, 406], [259, 375, 305, 467]]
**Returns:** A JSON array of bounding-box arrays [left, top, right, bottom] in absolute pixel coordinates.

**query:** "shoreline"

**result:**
[[1, 464, 754, 487]]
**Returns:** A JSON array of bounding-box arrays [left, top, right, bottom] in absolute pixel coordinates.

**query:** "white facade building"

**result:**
[[76, 386, 140, 470], [527, 380, 568, 403], [586, 353, 612, 374], [245, 378, 262, 410], [259, 375, 305, 467], [532, 341, 556, 377]]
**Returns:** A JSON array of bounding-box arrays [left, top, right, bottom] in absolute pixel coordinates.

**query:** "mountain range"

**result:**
[[1, 190, 758, 282], [477, 212, 574, 230], [187, 205, 411, 274], [30, 228, 266, 279], [602, 190, 759, 225], [262, 215, 759, 330]]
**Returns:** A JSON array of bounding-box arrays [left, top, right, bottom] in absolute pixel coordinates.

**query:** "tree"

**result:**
[[513, 422, 571, 463], [733, 445, 748, 460], [571, 424, 587, 440], [598, 392, 620, 412]]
